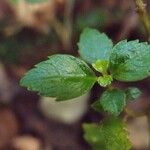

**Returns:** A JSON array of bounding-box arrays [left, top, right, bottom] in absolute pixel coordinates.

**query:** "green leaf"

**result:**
[[92, 60, 109, 74], [20, 54, 96, 101], [83, 117, 132, 150], [83, 123, 105, 150], [100, 89, 126, 116], [125, 87, 141, 101], [78, 28, 113, 64], [97, 75, 113, 87], [110, 40, 150, 81]]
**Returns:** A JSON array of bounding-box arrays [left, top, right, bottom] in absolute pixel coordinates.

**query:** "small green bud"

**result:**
[[92, 60, 109, 74], [97, 75, 113, 87]]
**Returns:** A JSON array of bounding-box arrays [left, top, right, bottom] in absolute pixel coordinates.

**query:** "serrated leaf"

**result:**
[[125, 87, 141, 101], [110, 40, 150, 81], [20, 54, 96, 101], [78, 28, 113, 64], [83, 117, 132, 150], [100, 89, 126, 116]]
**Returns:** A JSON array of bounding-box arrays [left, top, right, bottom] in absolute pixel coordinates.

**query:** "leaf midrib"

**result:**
[[21, 75, 97, 83]]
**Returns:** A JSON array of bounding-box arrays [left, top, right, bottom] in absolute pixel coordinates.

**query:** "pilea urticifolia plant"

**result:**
[[20, 1, 150, 150], [20, 27, 150, 149]]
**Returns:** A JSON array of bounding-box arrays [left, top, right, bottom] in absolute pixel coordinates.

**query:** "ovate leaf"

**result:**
[[83, 117, 132, 150], [20, 55, 96, 101], [110, 40, 150, 81], [78, 28, 113, 64], [100, 89, 126, 116]]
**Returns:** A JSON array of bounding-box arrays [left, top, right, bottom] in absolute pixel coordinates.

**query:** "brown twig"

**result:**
[[51, 0, 76, 51], [51, 17, 69, 50], [134, 0, 150, 41], [63, 0, 76, 50], [124, 107, 145, 122]]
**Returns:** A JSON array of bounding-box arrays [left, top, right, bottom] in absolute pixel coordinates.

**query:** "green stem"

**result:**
[[134, 0, 150, 41]]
